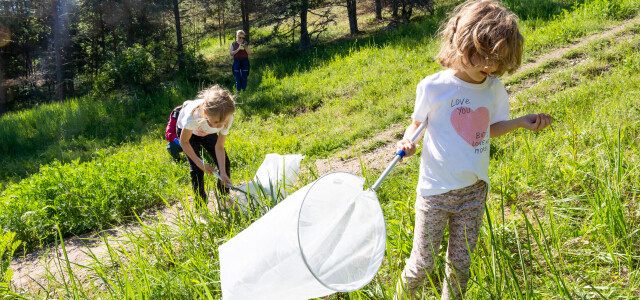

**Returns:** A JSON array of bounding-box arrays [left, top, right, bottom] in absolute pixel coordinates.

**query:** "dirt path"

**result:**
[[9, 16, 640, 293], [10, 204, 171, 291], [8, 197, 225, 291], [516, 17, 640, 75]]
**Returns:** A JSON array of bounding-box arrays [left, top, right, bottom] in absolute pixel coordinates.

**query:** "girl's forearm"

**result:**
[[490, 118, 522, 138], [215, 146, 227, 176], [403, 120, 425, 142]]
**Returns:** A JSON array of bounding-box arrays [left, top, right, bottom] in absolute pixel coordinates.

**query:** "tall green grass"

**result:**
[[0, 83, 200, 188], [0, 138, 190, 250], [1, 228, 20, 291]]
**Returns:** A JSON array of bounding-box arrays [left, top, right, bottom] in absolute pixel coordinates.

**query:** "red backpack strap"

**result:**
[[171, 105, 182, 119]]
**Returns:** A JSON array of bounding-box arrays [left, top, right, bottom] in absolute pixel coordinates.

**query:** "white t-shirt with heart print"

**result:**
[[411, 69, 510, 196]]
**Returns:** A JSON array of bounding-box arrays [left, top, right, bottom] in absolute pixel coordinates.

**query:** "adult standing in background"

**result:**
[[230, 30, 251, 93]]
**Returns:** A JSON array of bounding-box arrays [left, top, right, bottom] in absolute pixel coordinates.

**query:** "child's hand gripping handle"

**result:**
[[212, 171, 246, 194], [173, 138, 245, 194], [370, 121, 427, 191]]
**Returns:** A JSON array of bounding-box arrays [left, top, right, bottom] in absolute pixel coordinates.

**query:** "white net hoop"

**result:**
[[297, 172, 386, 292]]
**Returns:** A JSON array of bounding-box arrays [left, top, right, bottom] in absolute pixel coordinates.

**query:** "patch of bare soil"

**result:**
[[314, 123, 406, 175]]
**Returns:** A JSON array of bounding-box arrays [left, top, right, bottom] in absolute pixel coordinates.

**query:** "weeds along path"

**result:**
[[10, 16, 640, 293], [315, 16, 640, 176], [9, 197, 223, 292]]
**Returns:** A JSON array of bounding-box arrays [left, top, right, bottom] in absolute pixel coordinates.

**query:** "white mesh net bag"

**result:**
[[219, 172, 386, 300]]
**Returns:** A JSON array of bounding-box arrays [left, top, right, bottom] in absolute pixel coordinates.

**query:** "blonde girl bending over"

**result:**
[[177, 85, 236, 212]]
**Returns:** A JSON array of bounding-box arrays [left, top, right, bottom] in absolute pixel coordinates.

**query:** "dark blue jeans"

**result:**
[[166, 141, 183, 161], [232, 58, 250, 92]]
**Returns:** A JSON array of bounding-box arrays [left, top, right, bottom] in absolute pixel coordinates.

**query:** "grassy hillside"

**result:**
[[2, 0, 640, 298]]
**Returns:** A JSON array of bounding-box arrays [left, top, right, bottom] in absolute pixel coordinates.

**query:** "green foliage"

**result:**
[[94, 45, 159, 94], [178, 50, 210, 83], [0, 227, 20, 292], [0, 140, 187, 249], [586, 0, 640, 19], [93, 44, 210, 95], [502, 0, 583, 21], [521, 0, 640, 56]]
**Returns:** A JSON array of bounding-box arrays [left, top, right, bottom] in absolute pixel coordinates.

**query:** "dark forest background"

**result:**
[[0, 0, 433, 114]]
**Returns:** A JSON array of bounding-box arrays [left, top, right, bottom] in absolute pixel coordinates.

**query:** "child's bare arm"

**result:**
[[180, 129, 215, 175], [397, 120, 425, 161], [491, 113, 552, 138]]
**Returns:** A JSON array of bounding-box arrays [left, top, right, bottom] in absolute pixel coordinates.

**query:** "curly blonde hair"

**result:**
[[196, 85, 236, 122], [437, 0, 524, 76]]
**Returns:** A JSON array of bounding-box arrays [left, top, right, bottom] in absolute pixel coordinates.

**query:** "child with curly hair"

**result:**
[[395, 1, 552, 298]]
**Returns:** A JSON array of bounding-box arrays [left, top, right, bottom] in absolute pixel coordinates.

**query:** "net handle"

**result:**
[[174, 138, 246, 194], [370, 120, 427, 191]]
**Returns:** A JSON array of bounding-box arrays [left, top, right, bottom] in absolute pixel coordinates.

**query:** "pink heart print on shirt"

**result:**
[[450, 106, 490, 147]]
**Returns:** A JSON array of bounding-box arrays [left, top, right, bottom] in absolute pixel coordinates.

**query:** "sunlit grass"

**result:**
[[2, 0, 640, 298]]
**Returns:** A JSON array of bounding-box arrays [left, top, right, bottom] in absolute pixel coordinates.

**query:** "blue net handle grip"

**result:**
[[371, 120, 427, 191], [174, 138, 181, 146]]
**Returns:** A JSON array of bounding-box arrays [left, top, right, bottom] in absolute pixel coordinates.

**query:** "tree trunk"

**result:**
[[391, 0, 398, 19], [125, 4, 134, 47], [299, 0, 310, 50], [172, 0, 184, 73], [98, 1, 106, 55], [375, 0, 383, 20], [25, 49, 32, 77], [292, 15, 296, 45], [401, 1, 412, 21], [218, 0, 223, 46], [112, 29, 119, 56], [52, 0, 66, 101], [139, 4, 149, 47], [0, 53, 6, 114], [95, 2, 105, 76], [346, 0, 358, 35], [240, 0, 251, 40]]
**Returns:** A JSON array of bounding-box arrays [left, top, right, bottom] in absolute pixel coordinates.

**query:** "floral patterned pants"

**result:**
[[400, 180, 487, 299]]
